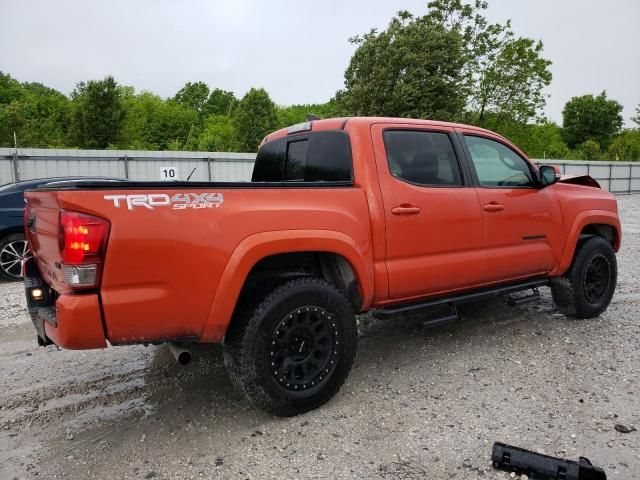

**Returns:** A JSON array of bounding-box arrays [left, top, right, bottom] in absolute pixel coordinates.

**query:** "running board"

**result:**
[[418, 303, 459, 327], [505, 287, 540, 305], [373, 278, 548, 320]]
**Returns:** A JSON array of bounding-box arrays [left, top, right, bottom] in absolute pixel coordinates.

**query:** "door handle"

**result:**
[[391, 205, 421, 215], [483, 202, 505, 212]]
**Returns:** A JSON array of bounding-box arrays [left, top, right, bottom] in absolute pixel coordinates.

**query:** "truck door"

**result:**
[[371, 124, 484, 300], [458, 131, 561, 282]]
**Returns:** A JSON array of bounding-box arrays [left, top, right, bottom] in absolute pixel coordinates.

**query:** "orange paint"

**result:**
[[24, 117, 621, 350]]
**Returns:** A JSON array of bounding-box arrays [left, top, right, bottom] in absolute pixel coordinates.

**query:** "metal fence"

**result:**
[[0, 148, 257, 184], [533, 159, 640, 194], [1, 148, 638, 193]]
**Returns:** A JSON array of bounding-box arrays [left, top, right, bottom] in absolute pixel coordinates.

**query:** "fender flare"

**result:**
[[550, 210, 621, 276], [199, 230, 374, 342]]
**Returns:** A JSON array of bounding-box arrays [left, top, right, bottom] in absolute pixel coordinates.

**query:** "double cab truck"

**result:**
[[23, 117, 621, 415]]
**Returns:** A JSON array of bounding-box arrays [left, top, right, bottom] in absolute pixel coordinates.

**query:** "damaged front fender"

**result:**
[[559, 175, 601, 188]]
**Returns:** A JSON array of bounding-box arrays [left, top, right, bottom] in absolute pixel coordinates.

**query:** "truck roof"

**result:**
[[263, 116, 500, 144]]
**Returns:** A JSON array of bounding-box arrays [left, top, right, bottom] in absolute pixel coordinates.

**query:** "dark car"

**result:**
[[0, 177, 124, 281]]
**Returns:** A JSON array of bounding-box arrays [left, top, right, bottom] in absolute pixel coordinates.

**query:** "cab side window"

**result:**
[[464, 135, 534, 187], [382, 130, 463, 187]]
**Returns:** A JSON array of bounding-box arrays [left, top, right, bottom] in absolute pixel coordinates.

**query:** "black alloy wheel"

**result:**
[[224, 277, 358, 416], [269, 306, 339, 391], [583, 254, 611, 304], [550, 235, 617, 319]]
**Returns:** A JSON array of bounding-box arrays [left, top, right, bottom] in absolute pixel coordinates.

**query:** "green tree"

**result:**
[[0, 101, 31, 147], [183, 124, 203, 151], [276, 100, 343, 128], [427, 0, 552, 123], [632, 105, 640, 128], [197, 115, 239, 151], [337, 10, 467, 120], [69, 76, 126, 148], [233, 88, 278, 151], [0, 72, 24, 105], [166, 138, 184, 151], [576, 139, 602, 160], [471, 37, 551, 122], [484, 118, 569, 159], [119, 92, 196, 150], [173, 81, 210, 113], [337, 1, 552, 123], [204, 88, 237, 116], [0, 74, 70, 148], [524, 123, 570, 159], [561, 91, 623, 149], [608, 130, 640, 161]]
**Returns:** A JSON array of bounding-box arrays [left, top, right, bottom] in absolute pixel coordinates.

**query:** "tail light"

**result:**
[[59, 210, 110, 289]]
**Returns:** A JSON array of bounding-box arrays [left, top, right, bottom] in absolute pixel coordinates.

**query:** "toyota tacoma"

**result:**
[[22, 117, 621, 415]]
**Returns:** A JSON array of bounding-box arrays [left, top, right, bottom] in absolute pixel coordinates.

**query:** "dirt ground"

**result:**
[[1, 195, 638, 480]]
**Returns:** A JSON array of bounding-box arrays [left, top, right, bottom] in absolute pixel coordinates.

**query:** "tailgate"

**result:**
[[25, 186, 233, 343], [24, 191, 67, 293]]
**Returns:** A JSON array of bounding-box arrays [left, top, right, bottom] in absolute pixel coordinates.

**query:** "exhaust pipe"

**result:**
[[168, 342, 192, 366]]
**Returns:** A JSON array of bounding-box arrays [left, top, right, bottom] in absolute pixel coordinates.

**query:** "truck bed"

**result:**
[[24, 181, 372, 346]]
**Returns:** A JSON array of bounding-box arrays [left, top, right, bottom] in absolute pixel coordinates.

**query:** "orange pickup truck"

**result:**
[[23, 117, 621, 415]]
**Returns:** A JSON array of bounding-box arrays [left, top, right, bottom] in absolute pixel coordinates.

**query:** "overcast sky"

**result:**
[[1, 0, 639, 126]]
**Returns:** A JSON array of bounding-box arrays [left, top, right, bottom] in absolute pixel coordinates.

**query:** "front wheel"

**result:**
[[224, 277, 357, 416], [551, 236, 617, 318]]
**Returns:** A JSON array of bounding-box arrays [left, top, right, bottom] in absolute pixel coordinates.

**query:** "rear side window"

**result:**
[[252, 131, 352, 182], [382, 130, 462, 186], [285, 140, 308, 181]]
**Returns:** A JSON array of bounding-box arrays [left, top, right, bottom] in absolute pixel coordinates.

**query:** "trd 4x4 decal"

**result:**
[[104, 193, 224, 211]]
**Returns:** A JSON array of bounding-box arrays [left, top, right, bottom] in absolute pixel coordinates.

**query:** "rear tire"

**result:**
[[224, 277, 357, 416], [550, 236, 617, 318], [0, 233, 28, 282]]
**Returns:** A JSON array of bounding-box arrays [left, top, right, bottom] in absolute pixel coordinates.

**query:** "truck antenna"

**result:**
[[186, 167, 197, 182]]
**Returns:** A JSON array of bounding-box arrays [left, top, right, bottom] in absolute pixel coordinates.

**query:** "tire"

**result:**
[[550, 236, 617, 318], [224, 277, 357, 416], [0, 233, 28, 282]]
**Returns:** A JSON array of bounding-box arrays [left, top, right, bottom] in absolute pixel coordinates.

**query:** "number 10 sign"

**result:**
[[160, 166, 178, 181]]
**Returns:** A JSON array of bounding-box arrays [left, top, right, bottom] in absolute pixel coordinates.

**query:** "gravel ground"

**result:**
[[1, 194, 638, 480]]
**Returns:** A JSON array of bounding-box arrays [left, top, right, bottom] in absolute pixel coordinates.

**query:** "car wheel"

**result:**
[[224, 277, 357, 416], [550, 236, 617, 318], [0, 233, 28, 282]]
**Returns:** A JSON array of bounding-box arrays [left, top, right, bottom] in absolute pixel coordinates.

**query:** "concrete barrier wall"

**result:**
[[534, 159, 640, 193]]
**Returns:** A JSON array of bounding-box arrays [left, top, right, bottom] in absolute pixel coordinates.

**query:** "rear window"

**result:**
[[252, 130, 352, 182]]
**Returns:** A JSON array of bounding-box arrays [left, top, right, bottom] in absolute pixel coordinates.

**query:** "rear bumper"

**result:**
[[23, 257, 107, 350]]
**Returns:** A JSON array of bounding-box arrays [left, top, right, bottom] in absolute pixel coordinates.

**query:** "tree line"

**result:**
[[1, 0, 639, 160]]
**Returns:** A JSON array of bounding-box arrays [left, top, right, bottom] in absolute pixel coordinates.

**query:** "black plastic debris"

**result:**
[[491, 442, 606, 480]]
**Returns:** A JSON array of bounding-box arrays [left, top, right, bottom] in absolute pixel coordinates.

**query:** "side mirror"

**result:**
[[539, 165, 560, 187]]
